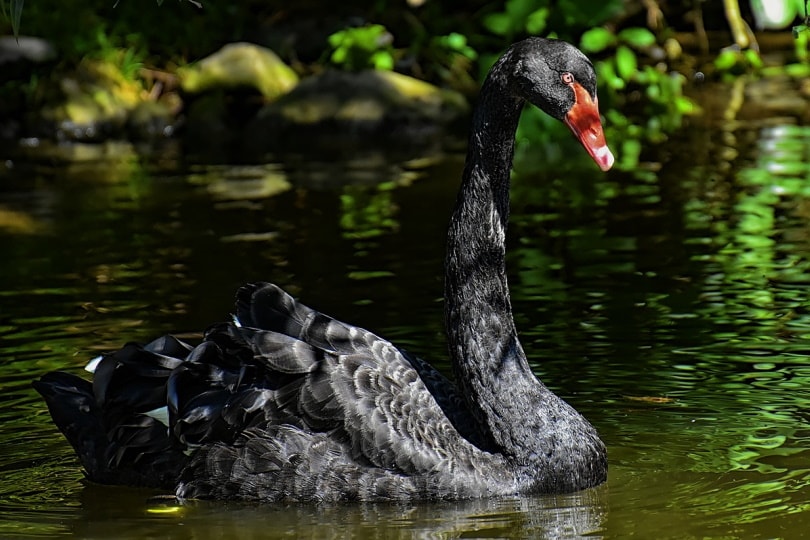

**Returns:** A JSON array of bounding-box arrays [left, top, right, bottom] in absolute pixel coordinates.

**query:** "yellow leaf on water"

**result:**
[[623, 395, 676, 404]]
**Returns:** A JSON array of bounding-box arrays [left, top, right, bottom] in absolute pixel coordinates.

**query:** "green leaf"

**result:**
[[328, 30, 346, 48], [371, 51, 394, 71], [785, 62, 810, 77], [675, 96, 700, 114], [596, 60, 624, 89], [618, 27, 656, 48], [526, 8, 549, 35], [743, 48, 763, 69], [580, 27, 615, 53], [615, 45, 637, 80], [620, 138, 641, 168], [331, 47, 347, 64], [558, 0, 624, 28], [505, 0, 537, 19], [714, 49, 738, 70], [483, 13, 512, 36], [10, 0, 24, 38], [444, 32, 466, 51]]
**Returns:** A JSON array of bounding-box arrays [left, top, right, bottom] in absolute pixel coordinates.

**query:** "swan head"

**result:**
[[506, 38, 614, 171]]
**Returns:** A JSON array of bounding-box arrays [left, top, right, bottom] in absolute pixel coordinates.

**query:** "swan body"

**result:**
[[34, 37, 612, 502]]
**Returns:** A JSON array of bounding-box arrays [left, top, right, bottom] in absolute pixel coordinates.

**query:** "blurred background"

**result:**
[[2, 1, 810, 538]]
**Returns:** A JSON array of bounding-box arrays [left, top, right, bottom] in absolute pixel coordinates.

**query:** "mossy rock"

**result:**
[[28, 56, 180, 142], [36, 59, 159, 141], [179, 42, 298, 100], [243, 69, 468, 155], [0, 36, 56, 84], [265, 69, 465, 125]]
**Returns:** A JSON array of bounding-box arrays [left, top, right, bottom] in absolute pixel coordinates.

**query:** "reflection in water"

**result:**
[[59, 487, 607, 539], [3, 114, 810, 536]]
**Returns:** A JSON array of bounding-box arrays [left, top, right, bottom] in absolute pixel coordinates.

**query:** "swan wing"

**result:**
[[222, 282, 484, 474]]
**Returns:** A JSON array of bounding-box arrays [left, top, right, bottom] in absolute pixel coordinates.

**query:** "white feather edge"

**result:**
[[144, 406, 170, 427], [85, 355, 103, 373]]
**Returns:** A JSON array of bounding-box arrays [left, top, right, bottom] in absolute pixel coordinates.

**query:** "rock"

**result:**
[[34, 59, 178, 142], [180, 91, 234, 161], [243, 69, 468, 156], [127, 99, 177, 140], [0, 36, 56, 70], [179, 42, 298, 100]]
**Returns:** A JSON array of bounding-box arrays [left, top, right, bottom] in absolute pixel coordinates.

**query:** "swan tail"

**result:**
[[33, 371, 187, 489], [165, 337, 335, 445], [33, 287, 353, 490]]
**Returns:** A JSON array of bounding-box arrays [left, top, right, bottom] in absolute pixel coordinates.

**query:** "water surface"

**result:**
[[2, 81, 810, 538]]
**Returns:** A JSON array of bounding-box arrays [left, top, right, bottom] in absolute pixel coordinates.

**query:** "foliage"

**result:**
[[0, 0, 22, 37], [715, 48, 762, 73], [0, 0, 234, 63], [588, 27, 697, 137], [483, 0, 551, 41], [792, 0, 810, 37], [718, 0, 808, 79], [0, 0, 802, 169], [327, 24, 395, 71], [793, 25, 809, 62], [431, 32, 477, 63], [415, 32, 479, 90], [89, 25, 146, 81], [482, 0, 623, 42], [0, 0, 201, 38]]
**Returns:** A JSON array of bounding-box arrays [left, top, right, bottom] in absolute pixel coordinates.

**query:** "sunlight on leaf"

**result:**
[[615, 45, 637, 80], [483, 12, 512, 36], [526, 8, 549, 35], [580, 27, 615, 53], [618, 27, 656, 48]]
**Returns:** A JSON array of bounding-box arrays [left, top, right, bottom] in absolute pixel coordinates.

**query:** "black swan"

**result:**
[[34, 37, 613, 502]]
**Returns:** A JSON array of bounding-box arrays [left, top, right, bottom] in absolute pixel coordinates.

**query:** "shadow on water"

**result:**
[[2, 74, 810, 538]]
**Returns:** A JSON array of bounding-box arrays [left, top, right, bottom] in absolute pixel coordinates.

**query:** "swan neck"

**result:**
[[441, 42, 607, 487], [445, 75, 524, 333], [444, 71, 537, 454], [466, 79, 524, 222]]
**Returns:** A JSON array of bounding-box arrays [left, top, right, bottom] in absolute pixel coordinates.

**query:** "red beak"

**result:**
[[563, 82, 614, 172]]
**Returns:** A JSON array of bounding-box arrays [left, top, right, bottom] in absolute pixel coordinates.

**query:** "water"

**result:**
[[2, 81, 810, 538]]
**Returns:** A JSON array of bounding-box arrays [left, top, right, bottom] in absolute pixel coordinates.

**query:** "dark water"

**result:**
[[2, 82, 810, 538]]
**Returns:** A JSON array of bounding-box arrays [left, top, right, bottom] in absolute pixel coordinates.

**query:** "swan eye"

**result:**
[[561, 72, 575, 85]]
